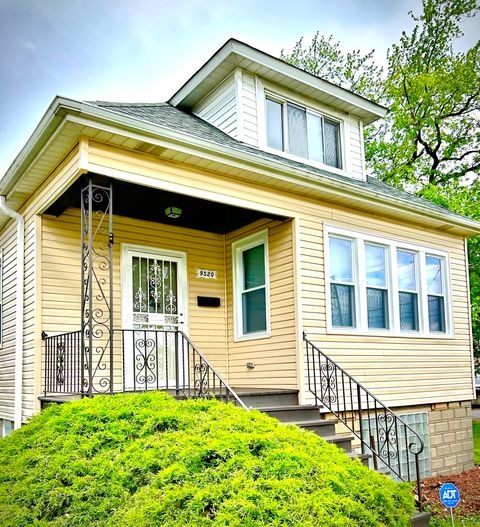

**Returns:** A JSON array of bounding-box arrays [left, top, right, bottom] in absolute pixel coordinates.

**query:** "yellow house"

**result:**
[[0, 40, 478, 490]]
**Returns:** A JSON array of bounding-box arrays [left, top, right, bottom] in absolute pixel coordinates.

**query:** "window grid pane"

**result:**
[[331, 283, 355, 327], [426, 256, 443, 294], [243, 245, 265, 290], [306, 112, 324, 163], [399, 292, 419, 331], [323, 118, 341, 168], [242, 289, 267, 334], [266, 98, 284, 151], [428, 295, 445, 332], [365, 244, 387, 287], [287, 103, 308, 158], [239, 241, 267, 335], [329, 237, 354, 283], [367, 288, 389, 329]]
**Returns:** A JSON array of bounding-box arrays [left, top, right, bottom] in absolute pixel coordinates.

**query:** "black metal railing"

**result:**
[[304, 333, 424, 510], [42, 329, 246, 409]]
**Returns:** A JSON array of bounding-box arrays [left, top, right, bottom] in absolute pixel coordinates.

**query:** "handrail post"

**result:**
[[415, 453, 423, 511], [357, 383, 364, 452], [175, 330, 180, 397]]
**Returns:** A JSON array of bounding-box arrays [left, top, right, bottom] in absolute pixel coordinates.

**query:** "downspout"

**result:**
[[0, 197, 24, 430]]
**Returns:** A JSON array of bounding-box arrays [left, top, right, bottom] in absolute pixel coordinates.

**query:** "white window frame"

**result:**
[[263, 90, 345, 174], [364, 242, 391, 330], [325, 225, 453, 338], [232, 229, 270, 341]]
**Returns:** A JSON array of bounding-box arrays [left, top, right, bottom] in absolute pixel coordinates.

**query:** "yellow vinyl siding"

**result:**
[[2, 136, 473, 415], [41, 209, 229, 381], [85, 140, 472, 405], [225, 219, 297, 388], [0, 146, 84, 420]]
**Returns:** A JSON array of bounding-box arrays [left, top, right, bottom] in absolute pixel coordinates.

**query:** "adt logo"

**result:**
[[439, 483, 460, 508]]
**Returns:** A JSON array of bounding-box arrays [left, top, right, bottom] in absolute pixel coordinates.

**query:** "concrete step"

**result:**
[[234, 389, 299, 408], [256, 405, 322, 422], [346, 451, 371, 467], [410, 511, 431, 527], [284, 419, 338, 438], [320, 433, 354, 453], [39, 395, 82, 408]]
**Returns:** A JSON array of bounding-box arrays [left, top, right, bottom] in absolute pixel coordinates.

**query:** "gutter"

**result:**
[[0, 197, 24, 429]]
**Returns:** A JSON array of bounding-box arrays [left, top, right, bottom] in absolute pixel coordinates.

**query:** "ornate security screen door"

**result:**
[[123, 246, 187, 390]]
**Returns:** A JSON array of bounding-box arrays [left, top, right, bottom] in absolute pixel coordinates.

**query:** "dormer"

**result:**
[[169, 39, 387, 182]]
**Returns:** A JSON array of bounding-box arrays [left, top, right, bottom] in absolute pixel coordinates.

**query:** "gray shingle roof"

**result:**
[[87, 101, 473, 225]]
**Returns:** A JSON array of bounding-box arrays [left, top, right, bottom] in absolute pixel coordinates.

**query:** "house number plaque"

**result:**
[[197, 269, 217, 279]]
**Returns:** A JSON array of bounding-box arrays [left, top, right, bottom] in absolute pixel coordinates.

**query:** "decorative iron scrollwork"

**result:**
[[81, 179, 114, 396], [378, 413, 398, 460], [134, 336, 157, 386], [55, 341, 66, 385], [194, 361, 209, 397], [320, 362, 337, 404]]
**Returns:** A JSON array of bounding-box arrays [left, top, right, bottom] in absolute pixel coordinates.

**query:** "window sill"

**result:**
[[262, 146, 348, 178], [234, 331, 271, 343], [326, 327, 454, 339]]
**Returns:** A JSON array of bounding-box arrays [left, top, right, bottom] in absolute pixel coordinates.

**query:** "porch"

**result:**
[[40, 174, 297, 399]]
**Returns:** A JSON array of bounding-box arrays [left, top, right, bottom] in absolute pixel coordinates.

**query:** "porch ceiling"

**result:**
[[44, 174, 286, 234]]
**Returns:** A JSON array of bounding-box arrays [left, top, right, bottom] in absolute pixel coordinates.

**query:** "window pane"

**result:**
[[397, 250, 416, 291], [243, 245, 265, 289], [324, 119, 341, 168], [329, 237, 353, 282], [365, 244, 387, 287], [367, 288, 388, 329], [266, 98, 284, 151], [428, 295, 445, 332], [426, 256, 443, 294], [306, 112, 323, 163], [287, 103, 308, 158], [399, 292, 419, 331], [242, 289, 267, 333], [331, 283, 355, 327]]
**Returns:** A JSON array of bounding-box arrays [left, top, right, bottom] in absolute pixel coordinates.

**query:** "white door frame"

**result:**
[[121, 243, 189, 390], [121, 243, 189, 332]]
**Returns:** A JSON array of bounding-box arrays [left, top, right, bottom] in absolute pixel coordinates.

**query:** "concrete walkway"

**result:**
[[472, 407, 480, 420]]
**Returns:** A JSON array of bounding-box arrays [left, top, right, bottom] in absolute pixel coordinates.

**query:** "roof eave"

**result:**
[[2, 98, 479, 237], [168, 38, 388, 125]]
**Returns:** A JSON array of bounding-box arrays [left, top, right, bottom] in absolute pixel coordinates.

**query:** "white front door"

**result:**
[[122, 245, 188, 390]]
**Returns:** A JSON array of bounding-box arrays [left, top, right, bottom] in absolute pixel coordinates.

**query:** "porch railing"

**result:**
[[42, 329, 246, 408], [304, 333, 424, 510]]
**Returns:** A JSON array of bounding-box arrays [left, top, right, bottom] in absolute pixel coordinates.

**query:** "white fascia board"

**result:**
[[169, 39, 388, 124], [0, 96, 80, 196], [3, 97, 480, 236]]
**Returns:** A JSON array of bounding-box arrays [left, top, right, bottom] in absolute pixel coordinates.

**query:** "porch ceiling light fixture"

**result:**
[[165, 206, 182, 219]]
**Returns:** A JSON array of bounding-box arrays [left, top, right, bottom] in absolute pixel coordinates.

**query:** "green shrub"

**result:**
[[0, 392, 415, 526]]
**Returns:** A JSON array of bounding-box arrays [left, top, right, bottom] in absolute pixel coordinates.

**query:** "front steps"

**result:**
[[236, 388, 364, 463], [238, 388, 430, 527]]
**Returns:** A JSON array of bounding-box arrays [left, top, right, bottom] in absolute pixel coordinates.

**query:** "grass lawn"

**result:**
[[474, 420, 480, 465], [430, 517, 480, 526], [428, 420, 480, 526]]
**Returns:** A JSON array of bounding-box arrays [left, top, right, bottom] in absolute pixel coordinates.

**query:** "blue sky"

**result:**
[[0, 0, 478, 176]]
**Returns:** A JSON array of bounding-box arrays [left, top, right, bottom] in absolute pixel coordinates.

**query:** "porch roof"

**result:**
[[45, 176, 286, 234]]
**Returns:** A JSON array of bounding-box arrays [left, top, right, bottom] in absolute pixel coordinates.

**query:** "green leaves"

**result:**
[[0, 393, 415, 526]]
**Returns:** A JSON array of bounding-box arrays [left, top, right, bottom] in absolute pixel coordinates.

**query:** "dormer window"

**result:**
[[266, 96, 342, 169]]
